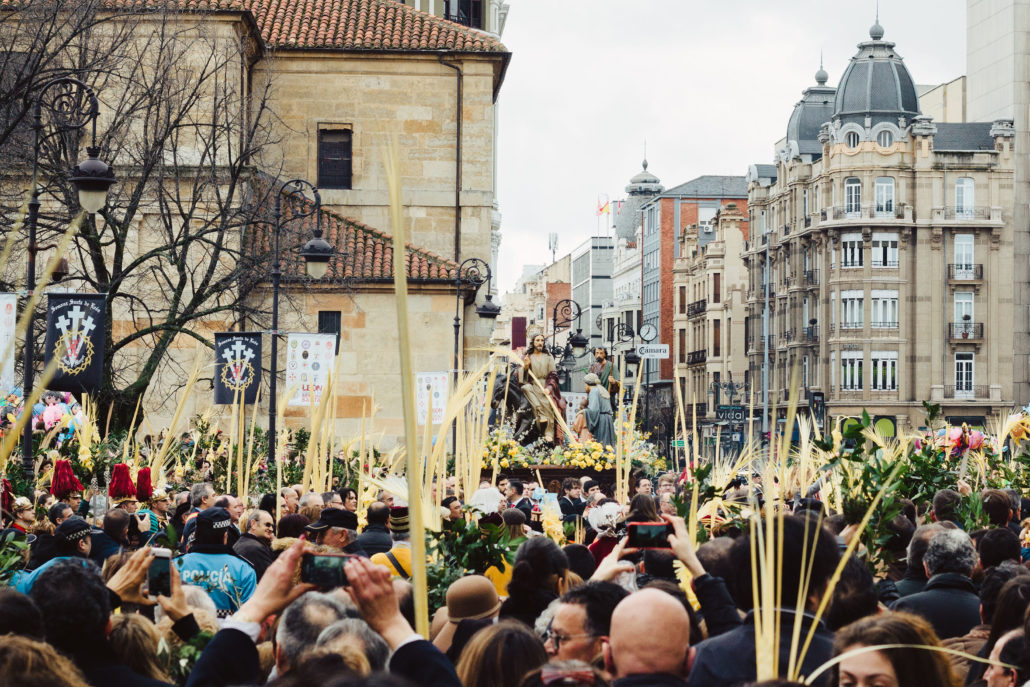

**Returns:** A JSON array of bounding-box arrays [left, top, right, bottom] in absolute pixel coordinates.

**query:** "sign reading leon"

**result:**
[[44, 293, 107, 393]]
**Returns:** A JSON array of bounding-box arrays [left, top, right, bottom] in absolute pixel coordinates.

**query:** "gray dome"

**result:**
[[832, 25, 919, 127], [616, 160, 664, 240], [787, 72, 836, 159]]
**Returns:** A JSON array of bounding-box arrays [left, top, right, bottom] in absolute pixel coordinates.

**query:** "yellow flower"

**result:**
[[500, 459, 510, 468]]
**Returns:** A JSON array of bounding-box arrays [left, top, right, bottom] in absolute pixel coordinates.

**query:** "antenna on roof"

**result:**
[[876, 0, 879, 23], [548, 233, 558, 264]]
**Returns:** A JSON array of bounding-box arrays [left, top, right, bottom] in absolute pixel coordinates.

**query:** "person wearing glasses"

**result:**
[[233, 508, 275, 580], [543, 581, 628, 664]]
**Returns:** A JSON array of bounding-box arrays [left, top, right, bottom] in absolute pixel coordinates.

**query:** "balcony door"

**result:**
[[954, 234, 974, 279], [955, 352, 974, 398], [954, 292, 974, 336]]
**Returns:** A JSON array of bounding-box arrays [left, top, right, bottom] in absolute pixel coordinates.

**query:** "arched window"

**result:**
[[877, 130, 894, 147], [844, 177, 861, 216], [845, 131, 861, 148]]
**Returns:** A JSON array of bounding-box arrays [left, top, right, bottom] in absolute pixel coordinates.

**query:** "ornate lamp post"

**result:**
[[549, 299, 588, 390], [451, 258, 499, 448], [23, 77, 116, 477], [267, 179, 333, 465]]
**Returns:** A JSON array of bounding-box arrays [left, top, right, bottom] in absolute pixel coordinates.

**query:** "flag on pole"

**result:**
[[0, 294, 15, 390], [596, 195, 610, 216]]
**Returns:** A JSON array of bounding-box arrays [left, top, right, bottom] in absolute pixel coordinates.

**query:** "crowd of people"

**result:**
[[3, 456, 1030, 687]]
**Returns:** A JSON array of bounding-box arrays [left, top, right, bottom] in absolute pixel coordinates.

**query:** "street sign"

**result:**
[[716, 405, 746, 423], [637, 344, 670, 359], [670, 439, 686, 448]]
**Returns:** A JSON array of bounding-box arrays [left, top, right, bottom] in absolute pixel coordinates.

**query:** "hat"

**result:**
[[194, 507, 233, 547], [445, 575, 501, 622], [441, 496, 459, 508], [151, 487, 169, 502], [109, 463, 136, 502], [389, 507, 410, 534], [136, 467, 153, 502], [55, 516, 92, 544], [50, 459, 84, 499], [583, 373, 601, 386], [12, 496, 31, 513], [305, 507, 358, 532]]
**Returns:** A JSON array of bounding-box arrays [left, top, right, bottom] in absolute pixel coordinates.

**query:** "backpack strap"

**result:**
[[385, 551, 410, 579]]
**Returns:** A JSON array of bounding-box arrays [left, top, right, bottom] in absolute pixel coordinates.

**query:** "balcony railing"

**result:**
[[828, 204, 907, 221], [804, 215, 812, 228], [804, 326, 818, 343], [804, 269, 819, 286], [939, 206, 990, 220], [947, 264, 984, 281], [687, 299, 707, 318], [949, 322, 984, 340], [870, 321, 899, 329], [944, 384, 990, 399], [687, 349, 708, 365]]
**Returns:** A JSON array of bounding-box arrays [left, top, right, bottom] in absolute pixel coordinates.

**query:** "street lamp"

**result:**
[[549, 299, 589, 390], [451, 258, 498, 449], [268, 178, 331, 465], [22, 77, 116, 478]]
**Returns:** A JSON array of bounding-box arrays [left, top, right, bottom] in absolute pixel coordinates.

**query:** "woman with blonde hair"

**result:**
[[108, 614, 172, 683], [0, 634, 92, 687], [830, 611, 960, 687], [456, 620, 548, 687]]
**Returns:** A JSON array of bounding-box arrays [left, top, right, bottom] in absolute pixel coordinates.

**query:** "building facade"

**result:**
[[672, 203, 750, 435], [744, 21, 1016, 436]]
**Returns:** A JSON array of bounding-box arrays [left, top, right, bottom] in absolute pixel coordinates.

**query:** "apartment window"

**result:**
[[317, 129, 353, 189], [955, 177, 975, 217], [841, 232, 863, 268], [802, 296, 809, 325], [713, 273, 721, 304], [871, 351, 898, 391], [877, 130, 894, 147], [871, 232, 898, 268], [803, 355, 809, 387], [678, 329, 686, 364], [955, 352, 974, 397], [318, 311, 342, 352], [874, 177, 895, 217], [844, 177, 861, 216], [802, 189, 809, 218], [841, 351, 863, 390], [713, 319, 721, 357], [830, 351, 836, 388], [830, 291, 836, 328], [841, 290, 863, 329], [761, 210, 766, 234], [845, 131, 861, 148], [871, 290, 898, 328], [678, 286, 686, 314], [954, 291, 974, 323], [954, 234, 974, 277]]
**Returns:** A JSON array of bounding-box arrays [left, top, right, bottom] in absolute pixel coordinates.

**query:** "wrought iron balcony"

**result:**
[[804, 326, 818, 343], [687, 299, 707, 318], [947, 264, 984, 281], [949, 322, 984, 340], [944, 384, 990, 399], [687, 349, 708, 365], [870, 321, 899, 329], [803, 269, 819, 287], [804, 215, 812, 228]]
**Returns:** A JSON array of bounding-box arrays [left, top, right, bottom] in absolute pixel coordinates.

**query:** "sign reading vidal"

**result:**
[[214, 332, 262, 404], [44, 293, 106, 393]]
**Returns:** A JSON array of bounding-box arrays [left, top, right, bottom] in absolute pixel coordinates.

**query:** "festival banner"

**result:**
[[0, 294, 16, 391], [416, 372, 449, 426], [285, 332, 336, 407], [44, 293, 106, 393], [213, 332, 262, 404]]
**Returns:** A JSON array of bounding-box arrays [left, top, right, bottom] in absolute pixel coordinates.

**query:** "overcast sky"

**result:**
[[494, 0, 966, 294]]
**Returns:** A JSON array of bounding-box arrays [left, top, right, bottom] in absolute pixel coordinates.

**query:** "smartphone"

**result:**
[[626, 522, 673, 549], [148, 547, 172, 597], [300, 552, 355, 588]]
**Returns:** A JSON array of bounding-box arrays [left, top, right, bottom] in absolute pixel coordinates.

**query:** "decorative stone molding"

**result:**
[[910, 115, 936, 138], [990, 119, 1015, 138]]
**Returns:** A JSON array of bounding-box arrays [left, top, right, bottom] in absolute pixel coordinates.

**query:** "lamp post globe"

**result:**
[[569, 329, 588, 357], [300, 231, 333, 279], [624, 348, 641, 378], [475, 293, 500, 319], [68, 146, 116, 214]]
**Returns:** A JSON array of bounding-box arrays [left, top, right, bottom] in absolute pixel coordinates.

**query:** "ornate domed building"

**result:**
[[743, 21, 1016, 436], [614, 159, 664, 241]]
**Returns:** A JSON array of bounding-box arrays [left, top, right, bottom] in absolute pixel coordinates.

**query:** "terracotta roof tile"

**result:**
[[242, 0, 506, 51], [250, 176, 458, 284]]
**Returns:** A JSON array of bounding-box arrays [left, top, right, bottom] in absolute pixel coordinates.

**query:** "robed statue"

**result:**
[[518, 333, 567, 445]]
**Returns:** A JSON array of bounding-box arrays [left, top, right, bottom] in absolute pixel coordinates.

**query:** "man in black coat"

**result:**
[[891, 528, 982, 640], [233, 508, 275, 580], [508, 479, 534, 522], [356, 502, 394, 556], [28, 502, 72, 570]]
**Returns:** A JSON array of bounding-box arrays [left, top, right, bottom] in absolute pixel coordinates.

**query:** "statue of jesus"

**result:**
[[518, 333, 567, 445]]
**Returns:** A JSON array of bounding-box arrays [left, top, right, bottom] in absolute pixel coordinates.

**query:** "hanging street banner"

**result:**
[[0, 294, 15, 391], [286, 333, 337, 407], [416, 372, 449, 426], [214, 332, 261, 404], [44, 293, 106, 393]]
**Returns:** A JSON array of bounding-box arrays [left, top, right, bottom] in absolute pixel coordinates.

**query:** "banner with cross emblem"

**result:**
[[44, 293, 107, 393], [213, 332, 262, 404]]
